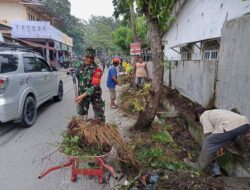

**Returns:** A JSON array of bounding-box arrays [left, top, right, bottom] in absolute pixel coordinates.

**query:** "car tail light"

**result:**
[[0, 77, 9, 94]]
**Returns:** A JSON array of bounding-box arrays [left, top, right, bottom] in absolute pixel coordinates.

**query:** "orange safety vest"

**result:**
[[91, 67, 103, 86]]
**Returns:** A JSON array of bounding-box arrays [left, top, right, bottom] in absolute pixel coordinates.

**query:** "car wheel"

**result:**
[[53, 81, 63, 102], [22, 96, 37, 127]]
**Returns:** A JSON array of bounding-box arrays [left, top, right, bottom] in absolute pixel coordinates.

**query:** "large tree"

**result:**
[[112, 26, 132, 54], [112, 17, 148, 54], [113, 0, 175, 129], [113, 0, 138, 42], [84, 16, 121, 55]]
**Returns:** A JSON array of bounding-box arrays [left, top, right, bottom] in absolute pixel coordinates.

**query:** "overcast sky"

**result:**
[[69, 0, 115, 21]]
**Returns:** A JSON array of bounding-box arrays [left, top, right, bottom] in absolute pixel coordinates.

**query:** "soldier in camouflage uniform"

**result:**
[[75, 47, 105, 122]]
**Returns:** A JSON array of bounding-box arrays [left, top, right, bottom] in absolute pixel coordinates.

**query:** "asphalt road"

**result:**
[[0, 72, 110, 190]]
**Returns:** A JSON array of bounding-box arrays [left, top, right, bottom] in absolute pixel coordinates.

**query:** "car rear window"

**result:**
[[0, 54, 18, 73]]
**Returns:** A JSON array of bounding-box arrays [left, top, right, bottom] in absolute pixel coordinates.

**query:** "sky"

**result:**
[[69, 0, 115, 21]]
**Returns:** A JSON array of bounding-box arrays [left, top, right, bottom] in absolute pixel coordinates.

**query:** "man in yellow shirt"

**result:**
[[184, 108, 250, 172], [125, 59, 133, 77]]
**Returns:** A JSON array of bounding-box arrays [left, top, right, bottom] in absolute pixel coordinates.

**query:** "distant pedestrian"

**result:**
[[102, 61, 105, 71], [75, 47, 105, 122], [59, 55, 64, 68], [107, 58, 121, 109], [125, 59, 133, 78]]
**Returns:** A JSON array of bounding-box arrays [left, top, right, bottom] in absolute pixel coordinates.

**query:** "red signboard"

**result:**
[[130, 42, 141, 55]]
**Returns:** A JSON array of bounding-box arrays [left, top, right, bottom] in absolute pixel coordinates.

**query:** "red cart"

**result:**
[[38, 152, 116, 184]]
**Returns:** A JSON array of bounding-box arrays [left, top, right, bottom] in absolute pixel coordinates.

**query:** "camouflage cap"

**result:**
[[85, 47, 96, 57]]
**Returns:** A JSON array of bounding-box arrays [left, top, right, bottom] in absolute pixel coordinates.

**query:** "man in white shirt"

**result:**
[[184, 107, 250, 172]]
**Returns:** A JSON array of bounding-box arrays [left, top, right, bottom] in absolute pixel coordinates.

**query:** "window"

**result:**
[[203, 50, 219, 60], [0, 54, 18, 73], [23, 57, 39, 72], [181, 45, 192, 60], [36, 58, 51, 72], [182, 52, 188, 60], [28, 13, 36, 21], [203, 41, 219, 61]]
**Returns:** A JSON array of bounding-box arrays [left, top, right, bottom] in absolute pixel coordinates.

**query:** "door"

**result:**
[[23, 56, 46, 102], [35, 57, 57, 97]]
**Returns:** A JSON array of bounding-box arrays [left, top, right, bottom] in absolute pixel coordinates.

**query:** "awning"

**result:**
[[0, 23, 12, 30], [20, 39, 55, 51], [170, 43, 188, 49], [170, 37, 220, 49], [169, 37, 221, 54]]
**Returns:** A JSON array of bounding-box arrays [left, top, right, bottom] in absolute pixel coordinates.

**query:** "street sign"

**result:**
[[130, 42, 141, 55]]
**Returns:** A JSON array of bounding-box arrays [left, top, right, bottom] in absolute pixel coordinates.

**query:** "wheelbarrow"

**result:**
[[38, 151, 116, 184]]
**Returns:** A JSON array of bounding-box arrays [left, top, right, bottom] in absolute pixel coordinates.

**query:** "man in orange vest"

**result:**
[[75, 47, 105, 122]]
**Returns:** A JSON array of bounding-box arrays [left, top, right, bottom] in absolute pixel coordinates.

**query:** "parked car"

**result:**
[[0, 44, 63, 127]]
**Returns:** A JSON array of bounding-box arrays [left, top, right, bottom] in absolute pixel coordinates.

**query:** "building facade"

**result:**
[[163, 0, 250, 61], [0, 0, 73, 65], [162, 0, 250, 107]]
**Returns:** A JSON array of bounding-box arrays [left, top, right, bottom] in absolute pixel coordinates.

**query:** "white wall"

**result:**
[[216, 14, 250, 119], [163, 0, 250, 60], [165, 60, 217, 106]]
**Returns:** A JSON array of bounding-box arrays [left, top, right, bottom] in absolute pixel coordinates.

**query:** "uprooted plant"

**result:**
[[120, 82, 151, 114], [60, 117, 139, 168]]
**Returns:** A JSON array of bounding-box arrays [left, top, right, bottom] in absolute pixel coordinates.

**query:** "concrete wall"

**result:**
[[0, 2, 26, 23], [216, 14, 250, 119], [165, 60, 217, 106], [163, 0, 250, 61], [160, 14, 250, 116]]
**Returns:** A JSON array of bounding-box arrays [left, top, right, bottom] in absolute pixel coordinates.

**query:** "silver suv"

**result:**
[[0, 44, 63, 127]]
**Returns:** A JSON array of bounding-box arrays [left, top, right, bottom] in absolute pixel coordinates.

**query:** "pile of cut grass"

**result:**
[[61, 117, 139, 167]]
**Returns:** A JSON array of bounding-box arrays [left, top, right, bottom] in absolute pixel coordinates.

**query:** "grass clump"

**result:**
[[151, 131, 174, 144], [120, 83, 151, 114]]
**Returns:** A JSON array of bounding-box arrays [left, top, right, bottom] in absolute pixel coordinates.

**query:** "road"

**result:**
[[0, 70, 120, 190]]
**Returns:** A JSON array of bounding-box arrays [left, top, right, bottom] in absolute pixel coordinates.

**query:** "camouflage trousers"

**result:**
[[77, 91, 105, 122]]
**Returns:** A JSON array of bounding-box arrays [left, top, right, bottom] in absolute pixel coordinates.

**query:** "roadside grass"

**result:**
[[131, 123, 189, 172]]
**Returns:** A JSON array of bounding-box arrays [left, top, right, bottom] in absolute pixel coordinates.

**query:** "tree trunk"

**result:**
[[129, 0, 137, 42], [134, 16, 164, 130]]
